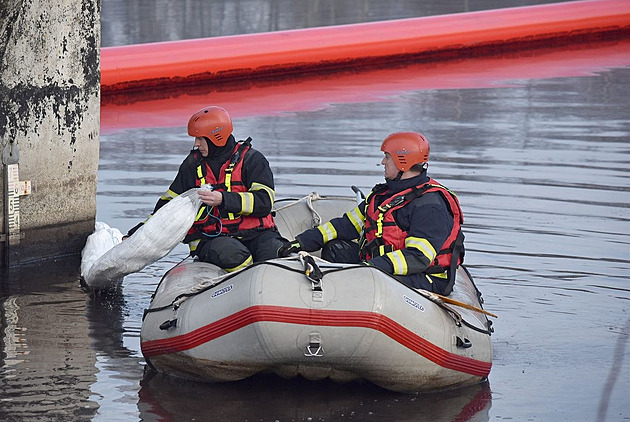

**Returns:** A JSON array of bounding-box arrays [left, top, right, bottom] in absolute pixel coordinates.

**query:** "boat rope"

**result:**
[[305, 193, 323, 226], [143, 259, 318, 317], [171, 265, 250, 308], [273, 192, 323, 227], [143, 257, 493, 336]]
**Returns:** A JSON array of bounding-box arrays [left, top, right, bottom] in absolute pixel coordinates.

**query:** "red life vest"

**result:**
[[186, 140, 275, 239], [359, 179, 463, 273]]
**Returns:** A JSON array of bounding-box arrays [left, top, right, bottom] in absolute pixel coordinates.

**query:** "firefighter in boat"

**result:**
[[126, 106, 285, 272], [278, 132, 465, 295]]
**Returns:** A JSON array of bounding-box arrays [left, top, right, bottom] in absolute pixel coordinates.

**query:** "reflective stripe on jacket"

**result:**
[[186, 140, 275, 242], [359, 178, 463, 274]]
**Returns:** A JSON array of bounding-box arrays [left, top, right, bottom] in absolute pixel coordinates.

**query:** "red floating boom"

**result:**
[[101, 0, 630, 93]]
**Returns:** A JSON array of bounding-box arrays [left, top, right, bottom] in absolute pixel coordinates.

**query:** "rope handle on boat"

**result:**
[[304, 341, 325, 357], [159, 318, 177, 330], [298, 251, 323, 291]]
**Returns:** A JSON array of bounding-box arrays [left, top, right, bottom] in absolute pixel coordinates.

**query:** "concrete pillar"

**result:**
[[0, 0, 100, 267]]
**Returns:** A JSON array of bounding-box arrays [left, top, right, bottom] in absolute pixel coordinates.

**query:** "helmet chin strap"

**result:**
[[393, 170, 404, 181]]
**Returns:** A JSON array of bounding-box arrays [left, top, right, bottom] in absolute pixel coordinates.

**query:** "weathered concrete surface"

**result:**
[[0, 0, 100, 266]]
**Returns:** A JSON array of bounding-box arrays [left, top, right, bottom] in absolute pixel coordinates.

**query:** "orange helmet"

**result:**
[[381, 132, 430, 172], [187, 106, 233, 147]]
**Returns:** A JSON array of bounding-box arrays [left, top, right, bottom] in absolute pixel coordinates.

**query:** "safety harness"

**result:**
[[185, 138, 275, 246], [359, 180, 464, 293]]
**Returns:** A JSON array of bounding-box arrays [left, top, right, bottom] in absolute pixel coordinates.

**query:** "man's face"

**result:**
[[194, 136, 209, 157], [381, 153, 400, 180]]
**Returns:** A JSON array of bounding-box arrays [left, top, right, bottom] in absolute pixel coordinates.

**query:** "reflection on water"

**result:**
[[0, 258, 99, 421], [101, 38, 630, 135], [2, 1, 630, 421], [138, 372, 492, 421]]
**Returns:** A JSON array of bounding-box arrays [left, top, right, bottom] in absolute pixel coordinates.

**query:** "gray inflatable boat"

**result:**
[[140, 193, 494, 393]]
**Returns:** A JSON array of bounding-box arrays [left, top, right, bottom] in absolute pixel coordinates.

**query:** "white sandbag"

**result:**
[[80, 222, 124, 279], [84, 188, 203, 290]]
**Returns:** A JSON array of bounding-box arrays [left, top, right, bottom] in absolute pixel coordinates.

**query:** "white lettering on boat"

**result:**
[[211, 284, 233, 298], [403, 295, 425, 312]]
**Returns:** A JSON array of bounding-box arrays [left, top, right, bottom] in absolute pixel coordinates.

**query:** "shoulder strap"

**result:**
[[223, 137, 253, 196], [401, 183, 432, 202], [380, 182, 432, 211], [227, 137, 252, 170]]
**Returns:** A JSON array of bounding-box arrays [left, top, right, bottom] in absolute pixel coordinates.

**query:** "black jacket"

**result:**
[[297, 172, 454, 276], [127, 135, 275, 236]]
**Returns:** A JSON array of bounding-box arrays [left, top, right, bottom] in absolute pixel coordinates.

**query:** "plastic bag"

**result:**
[[83, 188, 202, 290], [80, 221, 124, 279]]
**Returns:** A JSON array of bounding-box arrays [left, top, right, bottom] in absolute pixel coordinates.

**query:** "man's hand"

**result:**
[[277, 240, 302, 257], [198, 189, 223, 207]]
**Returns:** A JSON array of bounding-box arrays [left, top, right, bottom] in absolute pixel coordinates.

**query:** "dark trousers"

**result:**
[[195, 229, 286, 272], [321, 239, 447, 294]]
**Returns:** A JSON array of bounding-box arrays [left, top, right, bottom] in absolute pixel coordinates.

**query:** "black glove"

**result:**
[[126, 222, 144, 238], [277, 240, 302, 257]]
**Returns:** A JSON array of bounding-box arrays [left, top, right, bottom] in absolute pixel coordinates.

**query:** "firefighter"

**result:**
[[126, 106, 285, 272], [278, 132, 464, 295]]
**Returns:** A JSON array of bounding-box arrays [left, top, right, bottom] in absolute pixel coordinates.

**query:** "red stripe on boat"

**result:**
[[141, 305, 491, 377]]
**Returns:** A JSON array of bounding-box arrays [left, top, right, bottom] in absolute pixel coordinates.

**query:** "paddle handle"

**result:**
[[436, 293, 498, 318]]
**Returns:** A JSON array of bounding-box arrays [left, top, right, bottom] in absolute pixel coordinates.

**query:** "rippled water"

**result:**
[[2, 1, 630, 421]]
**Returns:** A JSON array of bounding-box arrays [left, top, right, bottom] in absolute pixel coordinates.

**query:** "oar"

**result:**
[[416, 289, 498, 318]]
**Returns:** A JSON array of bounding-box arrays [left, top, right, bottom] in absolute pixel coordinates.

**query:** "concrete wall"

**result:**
[[0, 0, 100, 266]]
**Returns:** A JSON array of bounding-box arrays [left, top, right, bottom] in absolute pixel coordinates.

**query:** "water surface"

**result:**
[[1, 1, 629, 421]]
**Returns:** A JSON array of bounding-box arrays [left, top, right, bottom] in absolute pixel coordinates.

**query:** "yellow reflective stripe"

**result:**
[[345, 206, 364, 235], [195, 206, 206, 221], [404, 236, 437, 261], [240, 192, 255, 215], [196, 165, 205, 185], [225, 255, 253, 272], [317, 222, 337, 243], [188, 239, 201, 253], [386, 250, 408, 275], [225, 172, 232, 191], [159, 189, 178, 201], [376, 212, 385, 237], [250, 182, 275, 203], [430, 183, 457, 198], [431, 271, 448, 279], [225, 171, 234, 220], [379, 245, 387, 256]]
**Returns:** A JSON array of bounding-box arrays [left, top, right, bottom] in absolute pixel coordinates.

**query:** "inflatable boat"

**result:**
[[140, 193, 494, 392]]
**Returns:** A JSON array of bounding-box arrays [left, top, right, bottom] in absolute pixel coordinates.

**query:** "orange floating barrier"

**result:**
[[101, 0, 630, 93], [100, 38, 630, 134]]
